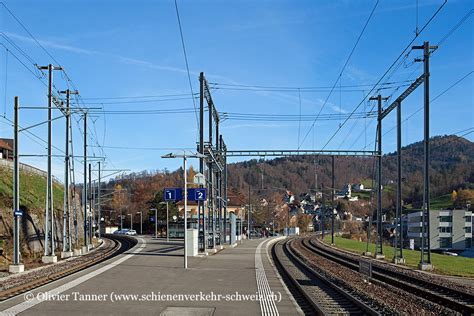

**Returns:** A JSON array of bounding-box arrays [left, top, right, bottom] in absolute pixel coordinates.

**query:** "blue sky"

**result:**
[[0, 0, 472, 181]]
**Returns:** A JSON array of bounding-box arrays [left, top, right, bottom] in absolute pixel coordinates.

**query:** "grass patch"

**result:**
[[324, 236, 474, 277], [430, 194, 454, 210], [360, 178, 373, 189], [0, 166, 63, 211], [353, 191, 371, 200]]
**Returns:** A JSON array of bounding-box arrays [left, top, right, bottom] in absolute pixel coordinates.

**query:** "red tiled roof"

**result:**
[[0, 138, 13, 151]]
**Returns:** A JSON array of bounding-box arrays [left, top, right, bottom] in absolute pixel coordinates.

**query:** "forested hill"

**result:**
[[100, 135, 472, 212], [227, 135, 473, 204]]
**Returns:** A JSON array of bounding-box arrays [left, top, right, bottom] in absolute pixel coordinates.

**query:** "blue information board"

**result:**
[[187, 188, 207, 201], [164, 188, 183, 201], [14, 210, 23, 217]]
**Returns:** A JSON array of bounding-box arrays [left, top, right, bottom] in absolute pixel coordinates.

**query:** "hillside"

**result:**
[[0, 165, 84, 262], [227, 135, 474, 208], [101, 135, 473, 214]]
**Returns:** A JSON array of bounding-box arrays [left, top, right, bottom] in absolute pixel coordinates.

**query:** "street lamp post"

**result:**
[[158, 201, 170, 242], [140, 211, 143, 235], [128, 214, 132, 230], [150, 208, 157, 238], [239, 207, 243, 244], [162, 151, 205, 269], [247, 205, 251, 240], [331, 208, 337, 245], [166, 202, 169, 242]]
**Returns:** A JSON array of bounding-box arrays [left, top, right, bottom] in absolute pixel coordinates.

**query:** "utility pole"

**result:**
[[216, 115, 220, 246], [62, 97, 70, 257], [61, 92, 70, 258], [69, 119, 78, 248], [208, 91, 215, 249], [395, 101, 405, 263], [199, 72, 205, 252], [184, 156, 188, 268], [89, 163, 93, 245], [9, 96, 24, 273], [98, 161, 101, 239], [59, 89, 78, 258], [371, 94, 388, 260], [82, 112, 88, 253], [321, 182, 325, 240], [331, 156, 335, 245], [222, 136, 228, 244], [413, 41, 436, 270], [248, 185, 251, 239], [39, 64, 62, 263]]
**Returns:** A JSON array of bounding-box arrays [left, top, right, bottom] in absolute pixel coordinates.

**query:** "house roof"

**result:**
[[0, 138, 13, 151]]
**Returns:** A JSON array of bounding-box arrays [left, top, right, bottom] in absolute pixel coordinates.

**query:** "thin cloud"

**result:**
[[4, 31, 96, 55], [330, 104, 348, 114]]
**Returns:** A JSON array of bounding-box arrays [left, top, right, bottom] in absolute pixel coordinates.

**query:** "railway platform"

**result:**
[[0, 236, 299, 316]]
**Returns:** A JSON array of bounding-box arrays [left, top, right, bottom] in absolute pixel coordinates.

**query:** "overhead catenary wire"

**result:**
[[0, 2, 115, 175], [80, 92, 196, 100], [71, 96, 197, 105], [174, 0, 199, 139], [0, 115, 86, 176], [88, 145, 196, 151], [298, 0, 380, 149], [358, 70, 474, 150], [89, 108, 199, 115], [307, 0, 447, 153], [354, 7, 474, 151], [435, 8, 473, 50], [221, 111, 377, 122], [340, 60, 422, 150], [208, 79, 412, 90], [209, 82, 411, 93]]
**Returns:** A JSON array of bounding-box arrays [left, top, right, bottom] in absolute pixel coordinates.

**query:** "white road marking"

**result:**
[[255, 239, 279, 316], [0, 238, 146, 316]]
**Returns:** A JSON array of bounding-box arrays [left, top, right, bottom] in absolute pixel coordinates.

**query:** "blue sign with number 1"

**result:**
[[164, 188, 183, 201]]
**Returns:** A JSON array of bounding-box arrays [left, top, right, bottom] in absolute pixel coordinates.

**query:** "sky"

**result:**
[[0, 0, 472, 183]]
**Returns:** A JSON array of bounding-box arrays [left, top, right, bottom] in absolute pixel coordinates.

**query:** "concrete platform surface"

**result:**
[[0, 236, 299, 316]]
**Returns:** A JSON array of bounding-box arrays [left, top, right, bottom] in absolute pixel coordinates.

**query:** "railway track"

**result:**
[[272, 238, 383, 315], [0, 234, 137, 301], [304, 237, 474, 315]]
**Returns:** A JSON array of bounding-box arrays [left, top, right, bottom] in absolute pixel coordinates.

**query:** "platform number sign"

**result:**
[[164, 189, 175, 201], [187, 188, 207, 201], [163, 188, 183, 202]]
